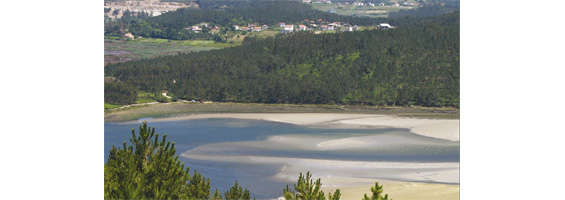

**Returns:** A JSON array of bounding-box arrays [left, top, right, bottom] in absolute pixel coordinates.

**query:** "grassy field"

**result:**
[[104, 38, 242, 65], [104, 103, 122, 109], [255, 30, 279, 38], [136, 92, 159, 104], [104, 102, 459, 122], [311, 4, 413, 18]]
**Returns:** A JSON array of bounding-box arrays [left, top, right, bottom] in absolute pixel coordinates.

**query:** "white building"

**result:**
[[284, 25, 294, 32], [379, 23, 392, 29], [353, 2, 364, 7]]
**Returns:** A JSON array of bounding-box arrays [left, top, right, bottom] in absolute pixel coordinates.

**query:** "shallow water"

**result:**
[[104, 118, 459, 199]]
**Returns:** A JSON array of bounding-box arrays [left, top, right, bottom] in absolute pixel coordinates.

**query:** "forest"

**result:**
[[105, 11, 460, 107]]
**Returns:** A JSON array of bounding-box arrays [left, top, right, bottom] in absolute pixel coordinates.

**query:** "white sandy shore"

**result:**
[[142, 113, 459, 141]]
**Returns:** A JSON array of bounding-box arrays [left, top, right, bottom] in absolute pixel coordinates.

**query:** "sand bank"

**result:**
[[182, 154, 459, 185], [142, 113, 459, 141], [182, 154, 459, 199], [142, 113, 460, 199]]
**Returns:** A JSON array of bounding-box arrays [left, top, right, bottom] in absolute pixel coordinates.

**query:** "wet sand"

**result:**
[[144, 113, 459, 199], [144, 113, 459, 141]]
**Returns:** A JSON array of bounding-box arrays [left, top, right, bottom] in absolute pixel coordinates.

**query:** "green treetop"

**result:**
[[104, 121, 211, 199]]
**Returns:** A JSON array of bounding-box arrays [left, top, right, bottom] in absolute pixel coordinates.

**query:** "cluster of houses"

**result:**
[[303, 0, 417, 7], [129, 20, 393, 40], [303, 0, 332, 4], [351, 2, 376, 7], [229, 20, 394, 34], [185, 22, 221, 33], [279, 20, 361, 33], [232, 24, 269, 32]]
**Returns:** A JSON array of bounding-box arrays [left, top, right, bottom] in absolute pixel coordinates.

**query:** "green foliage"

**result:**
[[328, 189, 341, 200], [104, 122, 211, 199], [104, 81, 138, 105], [155, 93, 172, 103], [362, 182, 390, 200], [212, 188, 223, 200], [224, 180, 251, 200], [105, 12, 460, 107], [104, 102, 122, 109], [283, 172, 340, 200]]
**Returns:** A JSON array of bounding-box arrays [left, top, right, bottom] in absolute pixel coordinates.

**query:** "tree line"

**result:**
[[105, 11, 460, 107], [105, 122, 392, 199]]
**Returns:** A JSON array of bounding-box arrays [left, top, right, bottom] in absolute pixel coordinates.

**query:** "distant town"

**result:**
[[178, 20, 393, 39], [304, 0, 419, 8]]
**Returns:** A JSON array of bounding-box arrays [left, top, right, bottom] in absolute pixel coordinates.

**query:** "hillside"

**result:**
[[105, 12, 460, 107]]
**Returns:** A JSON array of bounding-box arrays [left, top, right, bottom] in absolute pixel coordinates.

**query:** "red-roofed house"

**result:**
[[284, 25, 294, 31]]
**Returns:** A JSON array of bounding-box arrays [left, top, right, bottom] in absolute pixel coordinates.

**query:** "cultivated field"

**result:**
[[311, 4, 412, 18]]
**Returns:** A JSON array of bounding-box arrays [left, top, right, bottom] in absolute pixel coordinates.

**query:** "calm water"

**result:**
[[104, 118, 459, 199]]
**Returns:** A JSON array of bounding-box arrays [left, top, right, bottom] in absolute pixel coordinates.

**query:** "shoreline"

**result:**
[[128, 113, 459, 141], [104, 102, 459, 122]]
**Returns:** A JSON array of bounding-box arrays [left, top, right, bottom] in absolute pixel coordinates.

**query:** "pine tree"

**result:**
[[212, 188, 223, 200], [362, 182, 390, 200], [225, 180, 251, 200], [283, 171, 340, 200], [104, 122, 211, 199]]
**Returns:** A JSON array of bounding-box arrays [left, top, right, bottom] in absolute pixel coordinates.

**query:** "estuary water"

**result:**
[[104, 118, 459, 199]]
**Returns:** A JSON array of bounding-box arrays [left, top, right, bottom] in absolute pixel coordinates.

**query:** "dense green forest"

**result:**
[[104, 81, 138, 105], [105, 11, 459, 107], [105, 122, 390, 199]]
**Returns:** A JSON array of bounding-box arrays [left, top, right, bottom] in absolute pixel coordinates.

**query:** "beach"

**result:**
[[131, 113, 459, 199]]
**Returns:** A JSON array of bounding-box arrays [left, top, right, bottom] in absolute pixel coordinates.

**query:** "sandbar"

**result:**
[[136, 113, 460, 199], [140, 113, 459, 141]]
